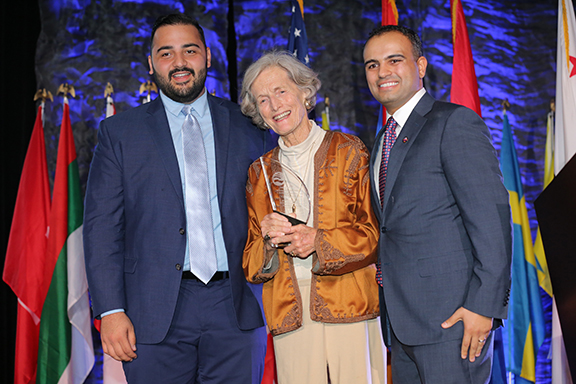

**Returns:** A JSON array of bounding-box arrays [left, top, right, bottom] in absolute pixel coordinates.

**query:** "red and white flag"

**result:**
[[556, 0, 576, 172], [550, 1, 576, 383]]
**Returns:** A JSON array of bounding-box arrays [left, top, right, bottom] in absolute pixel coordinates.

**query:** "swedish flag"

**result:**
[[499, 112, 546, 383]]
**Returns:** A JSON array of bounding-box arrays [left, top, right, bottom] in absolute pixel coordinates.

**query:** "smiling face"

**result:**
[[363, 31, 427, 115], [148, 24, 211, 104], [251, 66, 311, 147]]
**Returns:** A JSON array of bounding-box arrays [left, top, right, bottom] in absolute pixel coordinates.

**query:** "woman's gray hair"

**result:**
[[240, 51, 321, 129]]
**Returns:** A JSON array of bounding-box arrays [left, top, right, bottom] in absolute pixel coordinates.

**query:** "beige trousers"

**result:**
[[273, 279, 387, 384]]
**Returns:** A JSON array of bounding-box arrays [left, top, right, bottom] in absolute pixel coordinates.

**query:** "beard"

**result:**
[[152, 64, 208, 104]]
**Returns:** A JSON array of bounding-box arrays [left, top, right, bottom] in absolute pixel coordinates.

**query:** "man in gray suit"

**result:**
[[363, 25, 512, 383]]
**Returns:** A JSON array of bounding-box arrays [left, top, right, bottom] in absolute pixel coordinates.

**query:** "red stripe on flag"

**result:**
[[379, 0, 398, 123], [46, 102, 77, 266]]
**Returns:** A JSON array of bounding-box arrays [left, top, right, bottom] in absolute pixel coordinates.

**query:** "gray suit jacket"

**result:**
[[369, 92, 512, 346], [84, 94, 273, 344]]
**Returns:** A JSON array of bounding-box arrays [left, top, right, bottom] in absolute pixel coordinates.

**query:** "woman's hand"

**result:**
[[283, 225, 317, 259], [260, 212, 292, 250]]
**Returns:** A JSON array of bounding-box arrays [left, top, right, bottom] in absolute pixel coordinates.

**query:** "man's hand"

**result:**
[[441, 307, 492, 362], [101, 312, 137, 362]]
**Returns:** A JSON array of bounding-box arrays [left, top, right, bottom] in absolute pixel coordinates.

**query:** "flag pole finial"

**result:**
[[34, 88, 53, 103], [104, 82, 114, 97], [502, 99, 510, 113], [57, 83, 76, 99], [139, 80, 158, 103]]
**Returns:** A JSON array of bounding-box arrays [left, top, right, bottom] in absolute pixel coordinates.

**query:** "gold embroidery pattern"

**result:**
[[276, 302, 302, 336], [315, 132, 333, 228], [310, 274, 379, 323], [318, 232, 365, 274], [310, 277, 335, 321], [273, 251, 304, 336], [251, 273, 268, 284], [246, 161, 262, 196], [337, 134, 369, 197]]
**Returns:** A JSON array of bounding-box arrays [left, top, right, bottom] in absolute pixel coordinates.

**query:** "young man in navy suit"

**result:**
[[364, 25, 512, 384], [83, 14, 271, 383]]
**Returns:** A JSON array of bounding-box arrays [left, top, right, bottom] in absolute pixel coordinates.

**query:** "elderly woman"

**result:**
[[241, 51, 385, 384]]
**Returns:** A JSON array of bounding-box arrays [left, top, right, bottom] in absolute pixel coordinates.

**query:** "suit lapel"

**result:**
[[145, 97, 185, 208], [381, 93, 435, 214], [207, 94, 230, 206]]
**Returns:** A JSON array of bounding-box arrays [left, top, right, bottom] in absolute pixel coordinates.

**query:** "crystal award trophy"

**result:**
[[258, 157, 311, 226]]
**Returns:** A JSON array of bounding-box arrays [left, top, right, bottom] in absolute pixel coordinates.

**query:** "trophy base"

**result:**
[[274, 210, 306, 226]]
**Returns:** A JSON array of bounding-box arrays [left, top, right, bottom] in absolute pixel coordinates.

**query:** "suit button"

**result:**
[[381, 226, 388, 233], [175, 264, 182, 271], [179, 228, 185, 235]]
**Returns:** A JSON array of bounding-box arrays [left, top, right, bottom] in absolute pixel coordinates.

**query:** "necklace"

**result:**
[[279, 140, 315, 215]]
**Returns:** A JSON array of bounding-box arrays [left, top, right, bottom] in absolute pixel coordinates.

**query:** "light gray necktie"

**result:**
[[181, 104, 217, 284]]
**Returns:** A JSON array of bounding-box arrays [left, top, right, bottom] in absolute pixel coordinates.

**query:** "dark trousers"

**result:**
[[123, 278, 267, 384], [390, 324, 494, 384]]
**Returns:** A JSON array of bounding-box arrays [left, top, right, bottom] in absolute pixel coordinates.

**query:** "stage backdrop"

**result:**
[[35, 0, 557, 234], [0, 0, 558, 382]]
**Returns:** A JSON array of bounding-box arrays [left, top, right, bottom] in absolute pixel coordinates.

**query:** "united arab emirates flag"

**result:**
[[36, 99, 94, 384]]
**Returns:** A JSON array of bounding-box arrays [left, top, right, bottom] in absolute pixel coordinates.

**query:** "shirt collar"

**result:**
[[386, 88, 426, 127], [160, 88, 209, 118], [278, 120, 324, 154]]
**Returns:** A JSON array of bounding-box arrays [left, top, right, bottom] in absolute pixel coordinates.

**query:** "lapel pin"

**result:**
[[402, 136, 409, 143]]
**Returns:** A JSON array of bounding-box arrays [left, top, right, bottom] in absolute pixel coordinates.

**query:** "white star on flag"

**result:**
[[294, 28, 301, 38]]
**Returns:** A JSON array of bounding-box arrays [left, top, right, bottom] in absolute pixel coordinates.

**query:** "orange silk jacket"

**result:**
[[243, 131, 380, 336]]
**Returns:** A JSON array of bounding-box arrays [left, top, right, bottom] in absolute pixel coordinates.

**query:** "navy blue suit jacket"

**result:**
[[370, 93, 512, 347], [83, 94, 272, 344]]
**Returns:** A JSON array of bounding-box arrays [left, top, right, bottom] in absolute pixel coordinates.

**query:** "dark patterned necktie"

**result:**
[[378, 117, 398, 207], [377, 117, 397, 286]]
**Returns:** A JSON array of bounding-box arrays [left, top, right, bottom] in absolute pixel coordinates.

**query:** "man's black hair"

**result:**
[[365, 25, 423, 59], [150, 13, 206, 53]]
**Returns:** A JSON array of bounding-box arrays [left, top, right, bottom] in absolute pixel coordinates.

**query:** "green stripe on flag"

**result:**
[[36, 244, 71, 383]]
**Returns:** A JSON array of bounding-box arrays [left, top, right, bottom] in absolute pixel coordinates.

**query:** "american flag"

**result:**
[[287, 0, 309, 65]]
